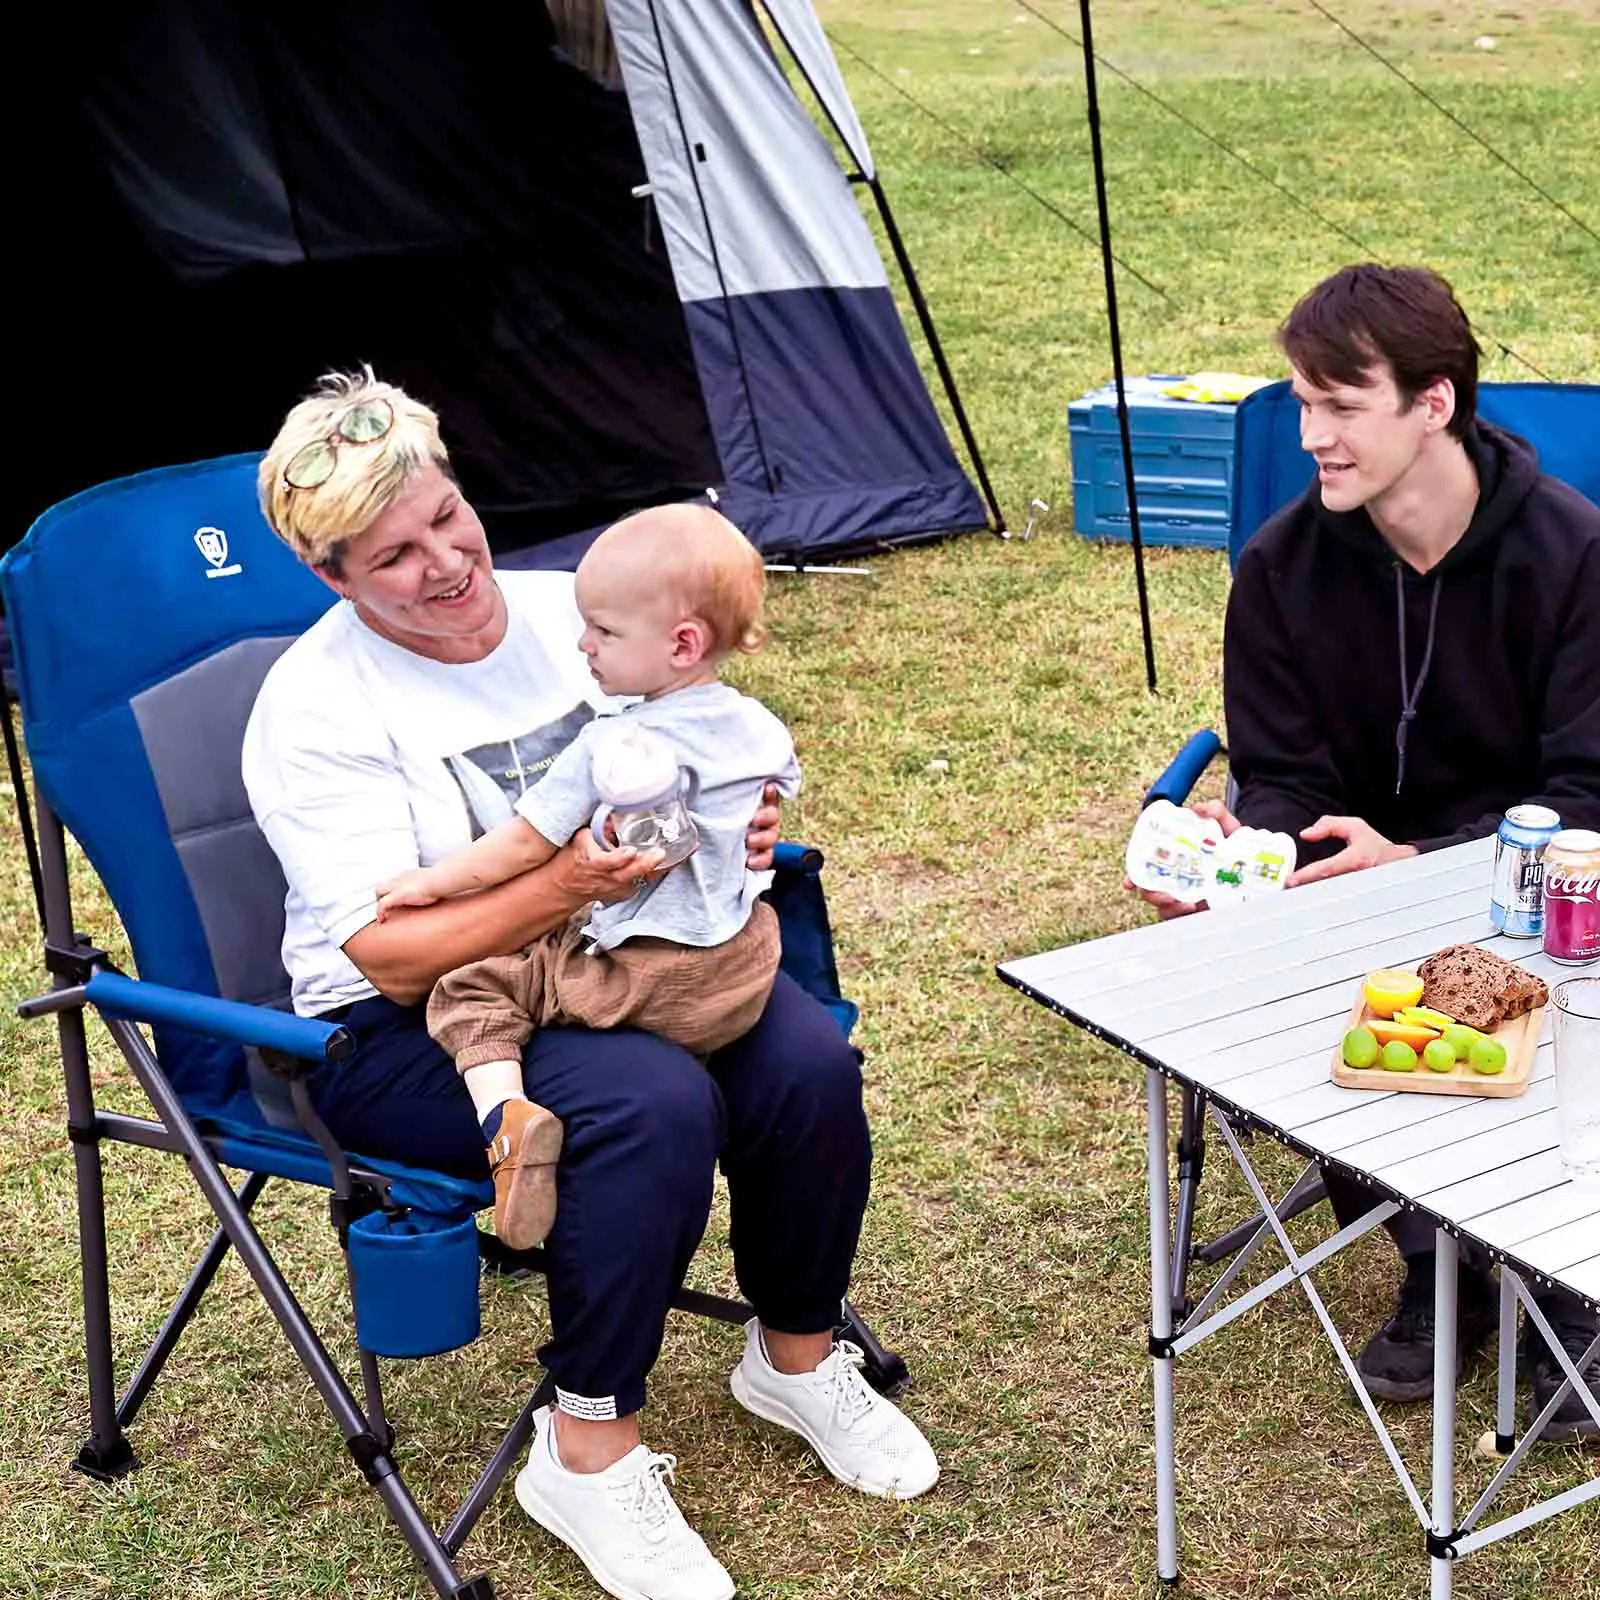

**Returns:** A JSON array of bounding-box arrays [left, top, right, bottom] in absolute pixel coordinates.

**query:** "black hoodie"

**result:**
[[1224, 423, 1600, 863]]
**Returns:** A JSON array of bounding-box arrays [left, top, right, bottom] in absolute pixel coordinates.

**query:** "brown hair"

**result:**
[[1278, 264, 1481, 439]]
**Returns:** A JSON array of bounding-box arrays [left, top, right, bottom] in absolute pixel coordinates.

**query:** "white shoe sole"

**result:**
[[729, 1364, 939, 1501], [513, 1463, 735, 1600]]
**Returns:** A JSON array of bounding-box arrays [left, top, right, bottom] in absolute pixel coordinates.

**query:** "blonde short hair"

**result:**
[[258, 368, 450, 568], [595, 504, 767, 655]]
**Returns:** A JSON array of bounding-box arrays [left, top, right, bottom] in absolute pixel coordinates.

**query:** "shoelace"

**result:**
[[611, 1451, 683, 1544], [1385, 1274, 1435, 1341], [817, 1341, 880, 1433]]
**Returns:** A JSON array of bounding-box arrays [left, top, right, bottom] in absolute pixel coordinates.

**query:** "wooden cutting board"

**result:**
[[1330, 984, 1543, 1098]]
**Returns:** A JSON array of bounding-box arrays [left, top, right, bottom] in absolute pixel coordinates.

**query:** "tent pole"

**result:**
[[860, 176, 1008, 537], [1077, 0, 1159, 694]]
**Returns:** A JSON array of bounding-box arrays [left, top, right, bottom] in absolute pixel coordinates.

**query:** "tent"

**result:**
[[7, 1, 995, 572]]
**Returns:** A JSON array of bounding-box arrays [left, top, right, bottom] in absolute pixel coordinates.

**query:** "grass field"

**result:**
[[3, 3, 1598, 1596]]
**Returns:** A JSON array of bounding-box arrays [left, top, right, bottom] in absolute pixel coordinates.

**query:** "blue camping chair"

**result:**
[[1149, 380, 1600, 1308], [1227, 378, 1600, 569], [0, 456, 902, 1599]]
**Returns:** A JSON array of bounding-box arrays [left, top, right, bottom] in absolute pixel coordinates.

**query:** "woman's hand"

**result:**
[[553, 827, 667, 905], [746, 782, 782, 871], [1288, 816, 1418, 886]]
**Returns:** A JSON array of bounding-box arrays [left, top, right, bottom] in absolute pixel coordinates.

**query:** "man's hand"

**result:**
[[746, 782, 781, 871], [1124, 799, 1241, 920], [1287, 816, 1418, 886]]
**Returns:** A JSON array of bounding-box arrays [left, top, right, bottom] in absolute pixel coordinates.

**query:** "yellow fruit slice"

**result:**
[[1364, 969, 1425, 1019], [1367, 1019, 1442, 1049], [1394, 1005, 1458, 1030]]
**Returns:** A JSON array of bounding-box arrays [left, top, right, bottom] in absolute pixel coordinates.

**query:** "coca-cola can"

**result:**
[[1543, 829, 1600, 966]]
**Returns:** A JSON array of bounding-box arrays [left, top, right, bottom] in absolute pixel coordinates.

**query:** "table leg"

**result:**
[[1431, 1230, 1457, 1600], [1495, 1268, 1518, 1455], [1147, 1069, 1179, 1583]]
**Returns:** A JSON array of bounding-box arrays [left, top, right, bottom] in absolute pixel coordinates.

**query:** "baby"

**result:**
[[375, 505, 801, 1249]]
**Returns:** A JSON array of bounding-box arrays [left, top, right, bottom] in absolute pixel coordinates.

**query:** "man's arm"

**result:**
[[1223, 544, 1350, 853]]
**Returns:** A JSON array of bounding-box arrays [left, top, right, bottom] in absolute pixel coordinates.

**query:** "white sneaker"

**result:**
[[514, 1406, 735, 1600], [728, 1319, 940, 1500]]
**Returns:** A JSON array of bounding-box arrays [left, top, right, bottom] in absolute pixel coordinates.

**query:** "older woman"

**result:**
[[242, 371, 938, 1600]]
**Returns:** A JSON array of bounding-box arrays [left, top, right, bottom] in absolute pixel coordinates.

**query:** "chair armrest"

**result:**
[[773, 840, 824, 875], [81, 972, 353, 1064], [1143, 729, 1223, 809]]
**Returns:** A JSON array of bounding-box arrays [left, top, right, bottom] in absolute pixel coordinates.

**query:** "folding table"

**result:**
[[999, 836, 1599, 1597]]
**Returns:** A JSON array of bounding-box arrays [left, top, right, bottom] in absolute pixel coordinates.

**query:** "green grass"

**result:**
[[3, 2, 1599, 1595]]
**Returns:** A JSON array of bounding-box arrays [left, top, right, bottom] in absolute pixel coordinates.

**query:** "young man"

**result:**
[[1163, 264, 1600, 1436]]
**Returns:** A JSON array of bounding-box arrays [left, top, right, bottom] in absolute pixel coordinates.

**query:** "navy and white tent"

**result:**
[[9, 1, 992, 572]]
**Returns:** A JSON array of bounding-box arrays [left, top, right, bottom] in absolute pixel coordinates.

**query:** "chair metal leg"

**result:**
[[839, 1298, 911, 1396], [1170, 1086, 1205, 1318], [58, 1004, 138, 1480], [117, 1169, 271, 1431], [101, 1017, 483, 1599], [1193, 1169, 1329, 1266], [443, 1373, 556, 1557]]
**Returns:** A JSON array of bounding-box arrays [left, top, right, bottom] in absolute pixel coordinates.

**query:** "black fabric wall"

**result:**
[[10, 1, 721, 560]]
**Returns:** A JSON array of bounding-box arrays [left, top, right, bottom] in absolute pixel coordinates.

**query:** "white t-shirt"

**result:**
[[242, 571, 614, 1016]]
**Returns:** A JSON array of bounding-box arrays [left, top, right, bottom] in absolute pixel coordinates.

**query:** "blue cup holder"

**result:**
[[347, 1208, 481, 1357]]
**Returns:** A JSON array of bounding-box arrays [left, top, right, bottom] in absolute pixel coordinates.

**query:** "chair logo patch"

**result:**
[[195, 526, 243, 579]]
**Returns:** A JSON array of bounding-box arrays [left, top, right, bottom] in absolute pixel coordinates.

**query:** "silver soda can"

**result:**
[[1490, 804, 1562, 937]]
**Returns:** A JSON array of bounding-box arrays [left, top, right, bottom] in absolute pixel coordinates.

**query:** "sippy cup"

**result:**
[[589, 724, 699, 870], [1124, 799, 1295, 906]]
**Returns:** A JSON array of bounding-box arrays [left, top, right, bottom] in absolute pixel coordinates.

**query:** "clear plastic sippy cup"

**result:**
[[589, 724, 699, 870]]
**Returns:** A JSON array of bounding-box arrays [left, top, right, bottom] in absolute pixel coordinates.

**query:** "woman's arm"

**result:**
[[376, 816, 559, 917], [348, 829, 659, 1005]]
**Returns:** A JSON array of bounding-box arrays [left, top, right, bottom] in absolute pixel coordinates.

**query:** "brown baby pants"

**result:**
[[428, 899, 781, 1070]]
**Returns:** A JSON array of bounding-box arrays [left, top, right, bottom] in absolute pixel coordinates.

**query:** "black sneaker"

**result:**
[[1354, 1253, 1498, 1402], [1527, 1308, 1600, 1443]]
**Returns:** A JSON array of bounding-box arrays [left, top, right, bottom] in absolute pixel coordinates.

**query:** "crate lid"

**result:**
[[1069, 372, 1271, 412]]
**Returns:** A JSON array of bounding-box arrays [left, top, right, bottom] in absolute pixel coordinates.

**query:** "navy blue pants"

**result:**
[[309, 972, 870, 1417]]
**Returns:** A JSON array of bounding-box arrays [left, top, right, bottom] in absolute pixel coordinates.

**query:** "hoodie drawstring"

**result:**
[[1394, 563, 1443, 796]]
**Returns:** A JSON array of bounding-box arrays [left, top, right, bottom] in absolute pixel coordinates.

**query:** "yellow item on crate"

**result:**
[[1161, 372, 1272, 404]]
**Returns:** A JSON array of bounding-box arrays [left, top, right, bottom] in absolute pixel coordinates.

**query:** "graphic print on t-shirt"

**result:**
[[446, 703, 596, 835]]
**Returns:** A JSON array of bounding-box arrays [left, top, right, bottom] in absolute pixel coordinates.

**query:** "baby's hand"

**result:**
[[374, 871, 440, 921]]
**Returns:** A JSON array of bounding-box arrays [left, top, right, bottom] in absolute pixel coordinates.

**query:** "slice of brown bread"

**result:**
[[1418, 945, 1505, 1029], [1416, 944, 1548, 1029], [1499, 962, 1549, 1020]]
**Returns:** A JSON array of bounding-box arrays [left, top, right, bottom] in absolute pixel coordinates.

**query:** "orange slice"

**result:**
[[1368, 1019, 1441, 1049], [1363, 969, 1425, 1019]]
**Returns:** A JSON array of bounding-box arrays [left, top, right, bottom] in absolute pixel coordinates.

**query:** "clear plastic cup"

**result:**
[[1553, 977, 1600, 1186]]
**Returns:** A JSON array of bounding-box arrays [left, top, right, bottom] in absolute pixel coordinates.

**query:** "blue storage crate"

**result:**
[[1067, 375, 1249, 550]]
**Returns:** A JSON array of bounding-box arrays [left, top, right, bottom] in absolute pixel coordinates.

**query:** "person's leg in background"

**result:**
[[1324, 1167, 1597, 1438], [710, 971, 940, 1500], [1322, 1167, 1496, 1401]]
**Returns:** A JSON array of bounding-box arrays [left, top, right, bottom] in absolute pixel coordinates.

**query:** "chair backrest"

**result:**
[[0, 455, 335, 1112], [2, 458, 860, 1120], [1226, 379, 1600, 569]]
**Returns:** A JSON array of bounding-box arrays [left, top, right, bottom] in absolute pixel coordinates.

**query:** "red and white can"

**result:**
[[1543, 829, 1600, 966]]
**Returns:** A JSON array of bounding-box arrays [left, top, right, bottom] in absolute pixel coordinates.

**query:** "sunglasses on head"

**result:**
[[282, 398, 395, 490]]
